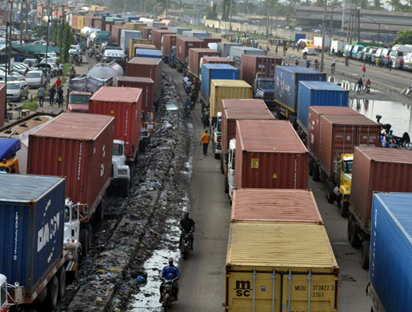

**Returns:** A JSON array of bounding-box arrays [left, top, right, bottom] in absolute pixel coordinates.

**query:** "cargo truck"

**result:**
[[348, 147, 412, 269], [230, 46, 266, 68], [389, 45, 412, 69], [188, 48, 220, 81], [162, 34, 184, 64], [151, 29, 175, 50], [176, 36, 203, 75], [0, 175, 81, 311], [368, 192, 412, 312], [135, 48, 162, 58], [120, 29, 142, 53], [27, 113, 115, 256], [216, 42, 241, 58], [240, 55, 281, 101], [0, 138, 21, 173]]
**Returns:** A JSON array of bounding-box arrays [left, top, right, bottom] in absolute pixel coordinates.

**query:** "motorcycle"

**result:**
[[314, 62, 319, 70], [160, 277, 177, 311], [184, 105, 191, 117], [345, 59, 349, 66], [331, 64, 336, 73], [303, 53, 307, 60], [181, 230, 192, 259], [306, 61, 311, 68], [184, 84, 191, 95], [364, 84, 371, 94]]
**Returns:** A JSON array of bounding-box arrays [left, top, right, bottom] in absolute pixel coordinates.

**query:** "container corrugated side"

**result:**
[[27, 113, 114, 219], [209, 80, 252, 117], [203, 57, 235, 67], [140, 26, 156, 39], [231, 188, 323, 224], [188, 49, 220, 78], [168, 27, 191, 34], [240, 55, 281, 86], [200, 64, 239, 106], [350, 146, 412, 232], [129, 42, 156, 59], [151, 29, 175, 50], [225, 222, 339, 312], [182, 31, 208, 38], [370, 193, 412, 311], [200, 37, 222, 48], [0, 175, 66, 296], [217, 42, 242, 58], [235, 120, 308, 190], [297, 81, 349, 131], [230, 47, 266, 67], [176, 36, 203, 64], [115, 76, 155, 113]]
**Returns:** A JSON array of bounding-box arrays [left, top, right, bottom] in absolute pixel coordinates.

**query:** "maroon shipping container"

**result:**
[[0, 9, 9, 21], [176, 36, 203, 64], [92, 17, 103, 29], [89, 87, 142, 162], [162, 34, 185, 57], [151, 29, 175, 50], [157, 26, 168, 30], [111, 25, 130, 44], [0, 83, 5, 127], [27, 113, 115, 222], [116, 76, 155, 113], [240, 55, 282, 86], [84, 15, 93, 27], [115, 21, 124, 26], [203, 57, 235, 67], [140, 26, 156, 39], [307, 106, 360, 155], [188, 48, 221, 78], [317, 114, 380, 175], [71, 15, 79, 29], [126, 57, 162, 102], [200, 37, 222, 48], [105, 21, 114, 32], [221, 99, 274, 156], [235, 120, 309, 190], [350, 146, 412, 232]]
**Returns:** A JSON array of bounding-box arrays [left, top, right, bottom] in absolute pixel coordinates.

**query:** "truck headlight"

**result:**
[[119, 169, 128, 175]]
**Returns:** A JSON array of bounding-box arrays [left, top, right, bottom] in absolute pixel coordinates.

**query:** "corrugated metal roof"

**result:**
[[355, 146, 412, 163], [227, 222, 338, 268], [128, 57, 162, 65], [299, 81, 349, 92], [116, 76, 154, 83], [276, 65, 322, 74], [90, 86, 141, 103], [211, 79, 251, 88], [322, 114, 379, 126], [202, 64, 236, 70]]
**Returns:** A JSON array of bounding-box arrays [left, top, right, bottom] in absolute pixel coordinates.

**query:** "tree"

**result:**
[[313, 0, 325, 7], [32, 24, 48, 38], [386, 0, 396, 10], [372, 0, 383, 10], [391, 29, 412, 45], [206, 2, 218, 19]]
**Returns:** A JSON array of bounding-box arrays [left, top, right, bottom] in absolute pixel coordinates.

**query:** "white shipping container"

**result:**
[[313, 37, 331, 49], [331, 40, 348, 53]]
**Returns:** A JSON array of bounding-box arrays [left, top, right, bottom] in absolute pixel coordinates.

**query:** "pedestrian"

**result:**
[[57, 86, 64, 107], [388, 59, 393, 71], [49, 85, 56, 106], [297, 43, 300, 52], [368, 55, 373, 66], [292, 42, 295, 51], [45, 70, 51, 88], [356, 78, 363, 94], [37, 85, 45, 107], [59, 62, 63, 76], [56, 77, 61, 88], [275, 46, 278, 54], [362, 64, 366, 77], [375, 56, 379, 67], [70, 66, 76, 79], [200, 130, 211, 156]]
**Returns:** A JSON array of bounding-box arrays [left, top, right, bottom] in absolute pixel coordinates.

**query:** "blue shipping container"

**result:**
[[129, 17, 140, 22], [297, 81, 349, 131], [201, 64, 239, 105], [217, 42, 242, 58], [135, 48, 162, 58], [0, 175, 66, 294], [295, 33, 306, 42], [370, 193, 412, 311], [274, 66, 327, 112]]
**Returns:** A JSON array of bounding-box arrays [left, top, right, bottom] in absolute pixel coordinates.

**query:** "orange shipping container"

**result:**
[[115, 76, 155, 113], [162, 34, 185, 58], [231, 188, 323, 224], [235, 120, 309, 190], [111, 25, 130, 44]]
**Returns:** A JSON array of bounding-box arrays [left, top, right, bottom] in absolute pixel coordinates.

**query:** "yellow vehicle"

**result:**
[[336, 153, 353, 217], [0, 138, 21, 173]]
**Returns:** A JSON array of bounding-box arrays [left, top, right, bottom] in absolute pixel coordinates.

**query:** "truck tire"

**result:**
[[130, 165, 135, 186], [361, 240, 370, 269], [44, 276, 59, 310], [308, 158, 313, 176], [312, 161, 320, 181], [220, 157, 224, 174], [347, 215, 354, 241], [85, 223, 93, 251], [224, 174, 229, 194], [80, 229, 89, 255], [214, 152, 220, 160], [164, 56, 169, 64], [57, 267, 66, 300], [95, 191, 107, 222], [326, 180, 336, 203], [123, 180, 130, 197], [350, 221, 362, 248], [339, 197, 349, 218]]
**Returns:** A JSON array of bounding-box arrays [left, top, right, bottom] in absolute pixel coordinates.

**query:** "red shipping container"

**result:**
[[151, 29, 175, 50], [89, 86, 142, 162], [27, 113, 115, 222], [200, 37, 222, 48], [140, 26, 156, 39], [162, 34, 185, 58], [240, 55, 282, 87], [203, 56, 235, 67], [307, 106, 360, 155], [84, 15, 93, 27], [235, 120, 308, 190], [71, 15, 79, 29], [105, 21, 114, 32], [115, 76, 155, 113], [221, 99, 274, 156], [188, 48, 221, 78], [92, 17, 103, 29], [176, 36, 203, 64], [126, 57, 162, 102], [111, 25, 130, 44], [350, 146, 412, 232], [0, 83, 5, 127], [317, 114, 381, 175]]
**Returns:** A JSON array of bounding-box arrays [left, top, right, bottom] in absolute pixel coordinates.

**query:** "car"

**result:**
[[69, 45, 78, 54], [6, 81, 29, 101], [25, 70, 45, 88], [33, 63, 58, 77], [40, 57, 57, 64], [302, 47, 317, 55], [33, 40, 47, 45]]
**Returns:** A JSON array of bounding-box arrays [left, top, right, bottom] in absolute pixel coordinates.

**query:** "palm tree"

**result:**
[[386, 0, 396, 10]]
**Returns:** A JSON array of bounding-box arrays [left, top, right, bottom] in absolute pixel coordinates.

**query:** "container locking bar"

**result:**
[[307, 270, 312, 312], [272, 269, 276, 312], [252, 268, 257, 312], [288, 270, 293, 312]]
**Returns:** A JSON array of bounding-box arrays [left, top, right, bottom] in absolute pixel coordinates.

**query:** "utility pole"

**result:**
[[229, 0, 233, 30], [357, 8, 360, 41], [46, 0, 50, 68], [166, 0, 168, 18], [266, 0, 269, 38], [320, 0, 327, 72], [346, 8, 351, 42], [25, 0, 28, 34], [341, 0, 346, 32], [20, 0, 24, 45], [329, 6, 333, 44]]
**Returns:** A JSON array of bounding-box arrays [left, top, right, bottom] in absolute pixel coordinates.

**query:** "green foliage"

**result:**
[[206, 2, 218, 19], [32, 25, 48, 38], [391, 30, 412, 45], [22, 102, 38, 111]]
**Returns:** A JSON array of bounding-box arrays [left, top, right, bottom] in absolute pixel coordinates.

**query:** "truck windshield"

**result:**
[[64, 206, 70, 222], [259, 80, 275, 89], [343, 160, 353, 174], [217, 118, 222, 132], [390, 50, 398, 56], [113, 143, 123, 156], [69, 94, 91, 104]]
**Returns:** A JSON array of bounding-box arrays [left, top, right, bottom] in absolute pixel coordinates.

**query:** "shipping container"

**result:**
[[140, 26, 156, 39], [200, 64, 239, 107], [126, 57, 162, 102], [0, 83, 5, 127], [176, 36, 203, 64], [135, 48, 162, 58], [200, 37, 221, 48], [274, 66, 327, 113], [182, 30, 208, 38], [350, 146, 412, 233], [235, 120, 308, 189], [168, 27, 191, 34], [120, 29, 142, 51], [151, 29, 175, 50], [72, 15, 79, 29], [307, 106, 360, 156], [0, 175, 66, 297], [230, 46, 266, 65], [125, 22, 147, 30], [152, 22, 165, 28], [203, 56, 235, 67], [162, 34, 185, 59], [221, 98, 274, 156], [89, 87, 142, 162], [295, 33, 306, 42], [231, 188, 323, 224], [84, 15, 93, 27], [188, 48, 220, 78], [128, 39, 153, 59], [111, 25, 130, 44], [225, 222, 339, 312], [210, 80, 252, 118], [370, 192, 412, 312], [27, 113, 114, 221], [297, 81, 349, 132], [317, 114, 380, 175], [105, 21, 114, 32], [115, 76, 155, 113], [217, 42, 242, 58], [240, 55, 281, 86], [93, 18, 104, 30], [77, 16, 85, 30]]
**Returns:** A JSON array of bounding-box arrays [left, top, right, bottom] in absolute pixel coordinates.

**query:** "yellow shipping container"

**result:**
[[77, 16, 85, 29], [128, 38, 152, 59], [210, 80, 252, 118], [125, 22, 147, 31], [225, 222, 339, 312]]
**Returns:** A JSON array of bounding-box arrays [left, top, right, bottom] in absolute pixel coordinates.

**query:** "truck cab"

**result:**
[[111, 139, 131, 196], [351, 45, 364, 59], [212, 112, 222, 159], [226, 138, 236, 202], [68, 91, 92, 113], [0, 138, 21, 174], [254, 77, 275, 101], [335, 153, 353, 216], [0, 274, 24, 312], [64, 198, 83, 262], [390, 45, 411, 69]]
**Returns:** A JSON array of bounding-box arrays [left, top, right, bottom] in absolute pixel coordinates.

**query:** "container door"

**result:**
[[356, 126, 380, 147]]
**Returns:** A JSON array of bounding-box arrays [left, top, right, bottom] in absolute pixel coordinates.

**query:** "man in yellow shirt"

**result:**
[[200, 130, 211, 156]]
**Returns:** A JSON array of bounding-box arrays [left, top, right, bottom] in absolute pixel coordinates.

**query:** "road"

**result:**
[[163, 64, 371, 311]]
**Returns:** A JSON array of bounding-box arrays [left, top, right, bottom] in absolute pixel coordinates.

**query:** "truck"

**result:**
[[240, 55, 281, 101], [167, 27, 191, 34], [162, 34, 184, 64], [151, 29, 175, 50], [0, 175, 81, 311], [229, 46, 266, 68], [0, 138, 21, 173], [128, 38, 152, 59], [139, 26, 156, 39], [216, 42, 241, 58], [351, 45, 364, 59], [27, 113, 115, 256], [135, 48, 162, 58], [175, 36, 203, 75], [188, 48, 220, 81], [369, 192, 412, 311], [389, 45, 412, 69], [348, 147, 412, 269], [226, 120, 308, 202], [120, 29, 142, 53], [182, 30, 208, 38], [294, 33, 306, 42], [90, 30, 111, 53], [312, 36, 331, 51], [331, 40, 348, 55]]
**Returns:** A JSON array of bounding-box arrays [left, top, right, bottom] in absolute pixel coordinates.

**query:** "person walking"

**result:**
[[49, 85, 56, 106], [275, 46, 278, 55], [56, 77, 61, 89], [45, 70, 51, 88], [57, 86, 64, 107], [200, 130, 211, 156], [362, 64, 366, 77], [59, 62, 63, 76], [37, 86, 45, 107], [388, 59, 393, 71], [356, 78, 363, 94], [292, 42, 295, 51], [70, 66, 76, 79]]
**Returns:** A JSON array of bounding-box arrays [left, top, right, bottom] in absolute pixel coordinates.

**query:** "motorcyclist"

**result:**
[[185, 99, 192, 111], [314, 59, 319, 67], [179, 212, 195, 250], [303, 51, 308, 59], [332, 57, 337, 68], [386, 129, 394, 144], [345, 56, 349, 65], [365, 79, 371, 92], [185, 81, 192, 93], [295, 59, 299, 66], [306, 60, 311, 68], [190, 92, 197, 103], [159, 257, 180, 302]]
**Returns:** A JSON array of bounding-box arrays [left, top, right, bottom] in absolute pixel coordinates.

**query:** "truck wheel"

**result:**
[[312, 162, 320, 181], [80, 229, 89, 255], [57, 267, 66, 300], [95, 191, 106, 222], [326, 180, 336, 203], [123, 180, 131, 197], [224, 174, 229, 194], [350, 221, 362, 248], [85, 223, 93, 251], [361, 240, 370, 269], [308, 158, 313, 176], [44, 276, 59, 310], [220, 157, 224, 174], [339, 198, 349, 218], [214, 153, 220, 160]]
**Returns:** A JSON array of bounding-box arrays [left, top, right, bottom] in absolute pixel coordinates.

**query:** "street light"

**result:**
[[365, 16, 380, 48]]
